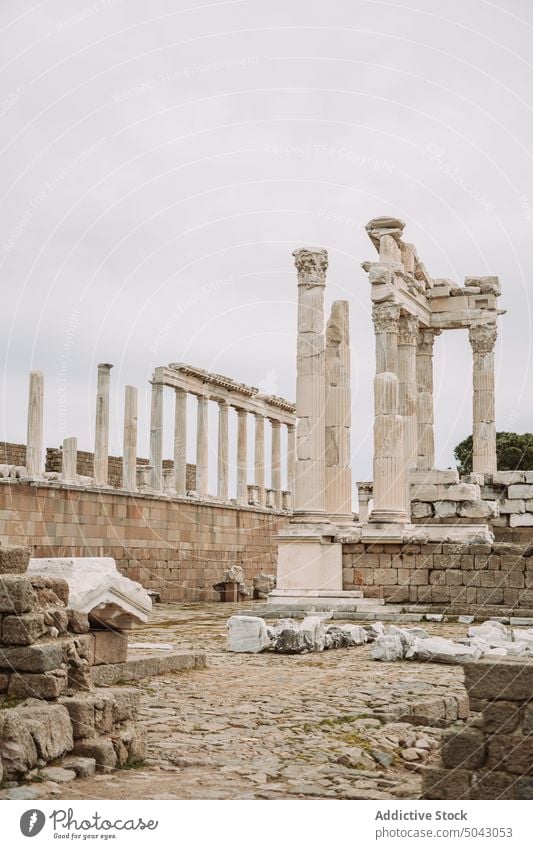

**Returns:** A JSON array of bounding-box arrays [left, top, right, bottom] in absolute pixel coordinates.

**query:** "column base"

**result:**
[[369, 510, 410, 524]]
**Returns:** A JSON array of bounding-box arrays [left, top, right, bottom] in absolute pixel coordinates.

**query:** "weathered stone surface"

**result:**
[[464, 658, 533, 700], [60, 756, 96, 778], [92, 629, 128, 665], [508, 484, 533, 499], [222, 565, 245, 584], [8, 669, 67, 700], [407, 637, 481, 664], [421, 766, 471, 799], [67, 610, 90, 634], [73, 737, 117, 772], [41, 766, 77, 783], [0, 576, 36, 613], [371, 634, 404, 661], [0, 711, 39, 778], [0, 546, 30, 575], [0, 643, 63, 673], [14, 701, 73, 761], [30, 576, 69, 607], [411, 501, 432, 518], [59, 696, 95, 739], [44, 607, 69, 634], [441, 727, 486, 769], [253, 573, 276, 599], [271, 616, 326, 654], [471, 770, 517, 800], [488, 735, 533, 775], [1, 612, 46, 645], [483, 700, 521, 734], [227, 615, 271, 653]]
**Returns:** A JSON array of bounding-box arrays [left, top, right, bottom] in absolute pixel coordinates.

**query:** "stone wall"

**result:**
[[343, 541, 533, 614], [0, 441, 26, 466], [0, 481, 285, 601], [423, 658, 533, 799]]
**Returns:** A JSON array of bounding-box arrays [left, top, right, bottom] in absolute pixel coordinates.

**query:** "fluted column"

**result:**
[[149, 382, 164, 491], [357, 482, 373, 523], [370, 372, 409, 523], [217, 400, 229, 500], [416, 328, 439, 470], [62, 437, 77, 484], [122, 385, 137, 491], [372, 302, 400, 376], [398, 313, 419, 470], [236, 408, 248, 504], [26, 370, 44, 477], [196, 393, 209, 497], [254, 413, 265, 505], [325, 299, 353, 523], [94, 363, 113, 486], [292, 247, 328, 520], [469, 323, 497, 475], [174, 388, 187, 495], [270, 419, 282, 508], [287, 423, 296, 508]]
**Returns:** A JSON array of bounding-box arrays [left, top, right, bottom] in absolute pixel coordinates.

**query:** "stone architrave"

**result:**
[[27, 557, 152, 629], [469, 323, 498, 475], [416, 328, 439, 471], [370, 372, 409, 523], [292, 247, 328, 520], [174, 388, 187, 496], [94, 364, 113, 486], [61, 437, 77, 484], [398, 313, 419, 470], [26, 370, 44, 477], [122, 386, 138, 491], [325, 300, 353, 523]]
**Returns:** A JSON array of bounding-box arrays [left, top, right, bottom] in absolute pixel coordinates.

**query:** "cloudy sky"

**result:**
[[1, 0, 532, 491]]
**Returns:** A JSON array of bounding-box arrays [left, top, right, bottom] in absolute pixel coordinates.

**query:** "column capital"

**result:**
[[98, 363, 113, 373], [417, 326, 440, 354], [398, 313, 419, 345], [268, 418, 281, 428], [372, 302, 400, 332], [469, 323, 497, 354], [293, 247, 328, 286]]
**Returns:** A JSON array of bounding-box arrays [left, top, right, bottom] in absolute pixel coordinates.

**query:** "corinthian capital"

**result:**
[[372, 302, 400, 333], [293, 247, 328, 286], [469, 323, 497, 355], [398, 313, 419, 346], [417, 327, 439, 355]]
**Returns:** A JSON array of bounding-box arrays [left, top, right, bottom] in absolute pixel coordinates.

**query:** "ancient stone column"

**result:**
[[292, 247, 328, 520], [196, 393, 209, 497], [174, 388, 187, 495], [287, 422, 296, 508], [217, 400, 229, 500], [122, 385, 137, 491], [416, 328, 439, 471], [26, 370, 44, 477], [94, 363, 113, 486], [398, 313, 419, 470], [254, 413, 265, 506], [148, 382, 163, 491], [370, 372, 409, 523], [469, 323, 498, 476], [61, 437, 77, 484], [325, 299, 353, 524], [270, 419, 282, 509], [372, 302, 400, 375], [236, 408, 248, 505], [357, 482, 373, 523]]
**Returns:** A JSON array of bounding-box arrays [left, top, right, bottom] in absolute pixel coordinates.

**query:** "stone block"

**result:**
[[44, 607, 69, 634], [92, 630, 128, 665], [0, 672, 9, 692], [59, 696, 95, 739], [60, 756, 96, 778], [109, 687, 140, 722], [8, 669, 67, 700], [0, 643, 63, 673], [0, 576, 36, 613], [510, 513, 533, 527], [441, 727, 486, 769], [0, 546, 30, 575], [1, 612, 47, 645], [509, 484, 533, 499], [488, 734, 533, 775], [465, 658, 533, 700], [517, 777, 533, 799], [421, 765, 471, 799], [411, 501, 433, 518], [438, 483, 481, 501], [0, 711, 38, 779], [471, 770, 518, 800], [434, 501, 458, 518], [483, 700, 521, 734], [411, 485, 438, 501], [458, 500, 498, 519], [15, 702, 73, 760], [73, 737, 117, 773], [227, 615, 271, 653], [493, 472, 526, 485], [499, 499, 525, 514]]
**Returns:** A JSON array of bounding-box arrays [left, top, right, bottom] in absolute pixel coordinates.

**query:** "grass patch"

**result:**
[[116, 759, 146, 771], [0, 695, 25, 710]]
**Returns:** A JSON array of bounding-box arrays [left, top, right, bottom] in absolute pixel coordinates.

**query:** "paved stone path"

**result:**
[[36, 603, 469, 800]]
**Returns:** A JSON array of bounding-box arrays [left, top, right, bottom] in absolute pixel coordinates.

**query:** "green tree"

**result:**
[[454, 432, 533, 475]]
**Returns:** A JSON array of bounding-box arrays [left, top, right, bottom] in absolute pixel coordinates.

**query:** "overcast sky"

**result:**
[[1, 0, 532, 490]]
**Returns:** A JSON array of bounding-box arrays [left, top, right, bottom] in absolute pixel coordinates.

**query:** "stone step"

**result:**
[[90, 650, 206, 686]]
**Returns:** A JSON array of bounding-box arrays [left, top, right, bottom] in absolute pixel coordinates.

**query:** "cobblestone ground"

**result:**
[[45, 603, 469, 800]]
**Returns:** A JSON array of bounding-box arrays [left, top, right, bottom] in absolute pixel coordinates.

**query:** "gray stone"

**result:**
[[253, 573, 276, 599], [41, 766, 76, 783], [92, 629, 128, 665], [8, 670, 67, 700], [60, 756, 96, 778], [0, 711, 39, 778], [16, 702, 73, 760], [0, 576, 36, 613], [5, 786, 40, 800], [371, 634, 405, 662], [0, 546, 30, 575], [1, 612, 47, 645], [0, 643, 64, 673], [73, 738, 117, 772], [272, 616, 326, 654], [406, 636, 482, 664], [442, 727, 486, 769], [226, 616, 271, 653], [67, 610, 90, 633]]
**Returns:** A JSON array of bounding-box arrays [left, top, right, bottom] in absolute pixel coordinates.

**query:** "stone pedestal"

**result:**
[[94, 364, 112, 486], [273, 526, 343, 596], [325, 300, 353, 524], [469, 323, 497, 476], [26, 370, 44, 477]]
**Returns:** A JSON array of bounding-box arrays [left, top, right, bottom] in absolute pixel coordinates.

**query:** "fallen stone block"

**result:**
[[253, 573, 276, 599], [226, 615, 271, 653], [270, 616, 326, 654], [0, 576, 37, 614], [73, 738, 117, 773], [1, 612, 47, 645], [0, 546, 30, 575], [406, 636, 482, 664], [468, 620, 511, 644], [371, 634, 405, 662], [92, 629, 128, 665], [0, 643, 64, 673], [336, 624, 368, 646]]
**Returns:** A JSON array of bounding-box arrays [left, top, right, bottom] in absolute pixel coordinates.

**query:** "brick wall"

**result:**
[[342, 541, 533, 614], [423, 658, 533, 799], [0, 481, 284, 602], [0, 441, 26, 466]]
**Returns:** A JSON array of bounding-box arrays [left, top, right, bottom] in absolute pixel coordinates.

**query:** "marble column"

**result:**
[[370, 372, 409, 523], [174, 388, 187, 495], [94, 363, 113, 486], [469, 323, 498, 476], [398, 313, 419, 470], [61, 437, 77, 484], [196, 394, 209, 497], [217, 400, 229, 500], [357, 482, 373, 524], [416, 328, 439, 470], [149, 382, 164, 491], [26, 370, 44, 477], [270, 419, 282, 509], [372, 302, 400, 376], [325, 299, 353, 523], [236, 408, 248, 505], [287, 423, 296, 508], [254, 413, 265, 505], [122, 385, 137, 491], [292, 247, 328, 520]]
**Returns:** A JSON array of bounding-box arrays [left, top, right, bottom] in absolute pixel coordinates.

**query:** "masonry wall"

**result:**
[[0, 482, 285, 601], [343, 541, 533, 614], [0, 441, 26, 466]]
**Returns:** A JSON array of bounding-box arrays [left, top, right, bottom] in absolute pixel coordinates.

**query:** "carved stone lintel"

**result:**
[[469, 323, 497, 355], [293, 248, 328, 285], [372, 302, 401, 333], [398, 313, 419, 346]]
